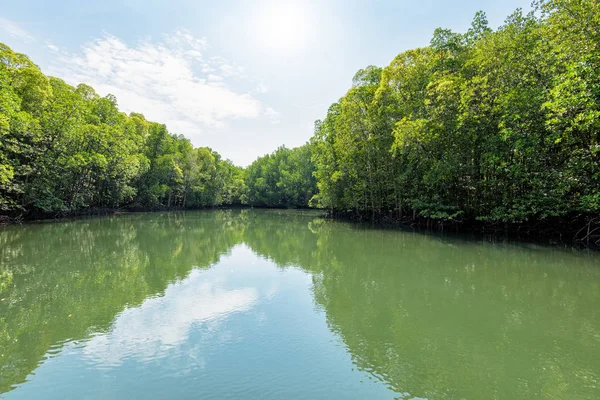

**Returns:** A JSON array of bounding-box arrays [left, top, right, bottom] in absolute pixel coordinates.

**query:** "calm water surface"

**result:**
[[0, 210, 599, 399]]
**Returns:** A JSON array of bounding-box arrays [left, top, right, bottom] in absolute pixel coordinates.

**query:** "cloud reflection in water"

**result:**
[[83, 267, 259, 368]]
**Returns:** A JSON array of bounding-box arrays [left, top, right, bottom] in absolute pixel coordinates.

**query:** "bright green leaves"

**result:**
[[309, 1, 600, 223], [0, 42, 247, 216], [0, 164, 14, 187], [245, 145, 317, 208], [3, 0, 600, 224]]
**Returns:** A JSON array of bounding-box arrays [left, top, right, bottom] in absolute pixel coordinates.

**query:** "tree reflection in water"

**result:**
[[1, 209, 599, 399]]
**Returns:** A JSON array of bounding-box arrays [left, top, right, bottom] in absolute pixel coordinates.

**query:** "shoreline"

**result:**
[[0, 204, 318, 225], [2, 206, 599, 250], [324, 209, 600, 250]]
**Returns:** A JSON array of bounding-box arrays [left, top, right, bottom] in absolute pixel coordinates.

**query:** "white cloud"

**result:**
[[255, 83, 270, 94], [209, 55, 247, 78], [264, 107, 281, 125], [207, 74, 224, 82], [46, 43, 60, 52], [0, 18, 35, 42], [49, 30, 263, 138]]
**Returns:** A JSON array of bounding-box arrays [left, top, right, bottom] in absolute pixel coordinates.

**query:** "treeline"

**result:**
[[2, 0, 600, 235], [310, 0, 600, 234], [244, 145, 316, 208], [0, 43, 250, 218], [0, 41, 319, 218]]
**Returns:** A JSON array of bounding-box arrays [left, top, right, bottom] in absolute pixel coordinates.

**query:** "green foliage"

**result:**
[[244, 145, 317, 208], [0, 43, 244, 216], [310, 1, 600, 223], [3, 0, 600, 223]]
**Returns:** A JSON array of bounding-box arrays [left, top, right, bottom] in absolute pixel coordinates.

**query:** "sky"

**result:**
[[0, 0, 532, 166]]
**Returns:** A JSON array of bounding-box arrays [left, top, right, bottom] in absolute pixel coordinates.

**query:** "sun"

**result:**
[[251, 2, 315, 53]]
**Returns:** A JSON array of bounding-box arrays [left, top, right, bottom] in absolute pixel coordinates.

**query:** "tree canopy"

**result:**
[[1, 0, 599, 233], [0, 43, 246, 217], [244, 145, 317, 208], [310, 0, 600, 230]]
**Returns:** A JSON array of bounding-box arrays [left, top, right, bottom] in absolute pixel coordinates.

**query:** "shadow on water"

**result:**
[[0, 209, 599, 399]]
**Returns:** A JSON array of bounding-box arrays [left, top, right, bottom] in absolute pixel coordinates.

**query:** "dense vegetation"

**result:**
[[310, 0, 600, 236], [1, 0, 599, 240], [0, 40, 317, 217], [0, 43, 247, 218], [244, 145, 316, 208]]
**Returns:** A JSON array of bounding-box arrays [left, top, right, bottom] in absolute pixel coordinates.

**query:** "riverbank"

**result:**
[[3, 206, 598, 250], [0, 205, 246, 225], [0, 204, 317, 225], [325, 209, 600, 250]]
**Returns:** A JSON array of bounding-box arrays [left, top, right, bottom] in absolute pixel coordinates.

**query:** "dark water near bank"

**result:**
[[0, 209, 599, 399]]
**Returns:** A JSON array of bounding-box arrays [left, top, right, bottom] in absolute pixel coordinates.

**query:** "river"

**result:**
[[0, 209, 598, 399]]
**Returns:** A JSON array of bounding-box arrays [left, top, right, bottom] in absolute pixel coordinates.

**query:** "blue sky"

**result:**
[[0, 0, 532, 166]]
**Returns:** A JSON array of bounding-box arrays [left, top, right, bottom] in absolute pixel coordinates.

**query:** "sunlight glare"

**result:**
[[252, 2, 315, 53]]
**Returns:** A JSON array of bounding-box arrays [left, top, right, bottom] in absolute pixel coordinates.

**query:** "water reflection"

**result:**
[[0, 211, 243, 394], [1, 210, 599, 399], [83, 263, 259, 367]]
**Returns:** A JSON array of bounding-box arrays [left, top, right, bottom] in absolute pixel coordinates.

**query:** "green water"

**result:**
[[0, 210, 599, 399]]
